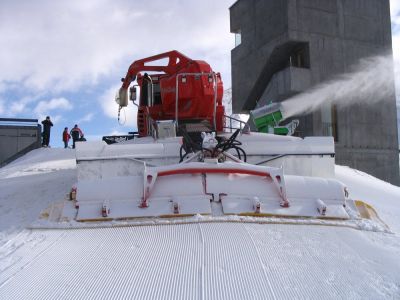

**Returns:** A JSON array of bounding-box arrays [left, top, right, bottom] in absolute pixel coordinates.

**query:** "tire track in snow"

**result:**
[[44, 229, 104, 300], [243, 224, 277, 300], [244, 224, 398, 299], [200, 223, 276, 299], [246, 224, 343, 299], [198, 223, 205, 300], [0, 224, 399, 299], [0, 230, 67, 293]]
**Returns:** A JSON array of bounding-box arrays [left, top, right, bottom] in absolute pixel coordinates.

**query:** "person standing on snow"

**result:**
[[62, 127, 71, 148], [70, 124, 84, 149], [41, 116, 53, 147]]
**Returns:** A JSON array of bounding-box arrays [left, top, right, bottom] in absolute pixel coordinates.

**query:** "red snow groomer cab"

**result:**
[[117, 50, 225, 137]]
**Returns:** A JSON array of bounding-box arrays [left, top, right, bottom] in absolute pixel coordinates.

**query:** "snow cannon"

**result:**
[[250, 102, 299, 136]]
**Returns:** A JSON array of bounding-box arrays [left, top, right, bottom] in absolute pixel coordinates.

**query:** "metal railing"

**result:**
[[145, 109, 160, 139], [224, 115, 247, 133], [102, 134, 137, 145], [0, 118, 39, 127]]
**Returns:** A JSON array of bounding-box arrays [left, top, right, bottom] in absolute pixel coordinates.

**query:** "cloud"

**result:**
[[391, 0, 400, 26], [388, 0, 400, 138], [394, 35, 400, 56], [48, 114, 63, 124], [391, 0, 400, 50], [10, 102, 26, 115], [393, 34, 400, 85], [0, 95, 43, 117], [391, 0, 400, 106], [76, 112, 94, 124], [0, 0, 235, 94], [34, 97, 73, 117], [99, 84, 137, 128]]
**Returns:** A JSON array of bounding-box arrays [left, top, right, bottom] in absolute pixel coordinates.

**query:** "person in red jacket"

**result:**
[[70, 124, 84, 149], [62, 127, 71, 148]]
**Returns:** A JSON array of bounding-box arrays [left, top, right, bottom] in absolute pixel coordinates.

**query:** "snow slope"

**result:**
[[0, 148, 76, 246], [336, 166, 400, 233], [0, 148, 399, 299], [1, 224, 400, 299]]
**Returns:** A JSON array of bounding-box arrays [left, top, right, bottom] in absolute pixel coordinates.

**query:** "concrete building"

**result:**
[[0, 118, 42, 167], [230, 0, 400, 185]]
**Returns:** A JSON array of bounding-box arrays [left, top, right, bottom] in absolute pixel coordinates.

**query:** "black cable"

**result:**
[[215, 129, 242, 152], [211, 129, 247, 162], [233, 146, 241, 160], [179, 144, 185, 162], [179, 129, 248, 163], [234, 146, 247, 162]]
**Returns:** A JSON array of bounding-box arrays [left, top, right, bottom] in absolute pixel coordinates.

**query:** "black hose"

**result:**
[[234, 146, 241, 160], [234, 146, 247, 162], [212, 129, 247, 162], [180, 144, 195, 163], [179, 145, 185, 162], [179, 129, 247, 163]]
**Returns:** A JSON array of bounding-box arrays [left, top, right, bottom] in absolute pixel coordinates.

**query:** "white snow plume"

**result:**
[[281, 54, 399, 119]]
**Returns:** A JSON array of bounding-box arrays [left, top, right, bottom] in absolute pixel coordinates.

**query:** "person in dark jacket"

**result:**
[[41, 116, 53, 147], [70, 124, 84, 149], [62, 127, 71, 148]]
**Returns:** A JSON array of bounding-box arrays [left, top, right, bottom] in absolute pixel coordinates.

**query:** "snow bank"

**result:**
[[336, 165, 400, 233], [0, 148, 76, 246]]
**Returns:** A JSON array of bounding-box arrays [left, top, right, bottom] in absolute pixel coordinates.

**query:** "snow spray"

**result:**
[[281, 53, 400, 119]]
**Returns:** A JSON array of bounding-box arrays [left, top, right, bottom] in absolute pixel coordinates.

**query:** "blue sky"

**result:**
[[0, 0, 399, 148]]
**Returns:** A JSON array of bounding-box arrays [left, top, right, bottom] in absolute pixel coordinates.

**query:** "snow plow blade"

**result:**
[[62, 160, 351, 222], [347, 200, 388, 228], [39, 139, 384, 228]]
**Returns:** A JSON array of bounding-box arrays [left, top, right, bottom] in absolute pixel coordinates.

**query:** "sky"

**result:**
[[0, 0, 399, 148]]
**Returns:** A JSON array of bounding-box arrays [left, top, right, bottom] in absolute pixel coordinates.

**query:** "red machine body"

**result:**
[[120, 51, 224, 137]]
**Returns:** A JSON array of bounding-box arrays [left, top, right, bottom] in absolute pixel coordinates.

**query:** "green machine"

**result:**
[[250, 102, 299, 136]]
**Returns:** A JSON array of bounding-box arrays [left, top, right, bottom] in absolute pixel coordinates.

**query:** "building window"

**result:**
[[288, 44, 310, 68], [234, 30, 241, 47]]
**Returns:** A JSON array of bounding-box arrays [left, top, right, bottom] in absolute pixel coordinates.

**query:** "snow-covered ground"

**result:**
[[0, 149, 76, 247], [0, 148, 399, 299], [336, 165, 400, 233]]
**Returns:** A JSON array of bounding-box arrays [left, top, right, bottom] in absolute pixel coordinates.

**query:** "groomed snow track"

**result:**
[[1, 223, 399, 299]]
